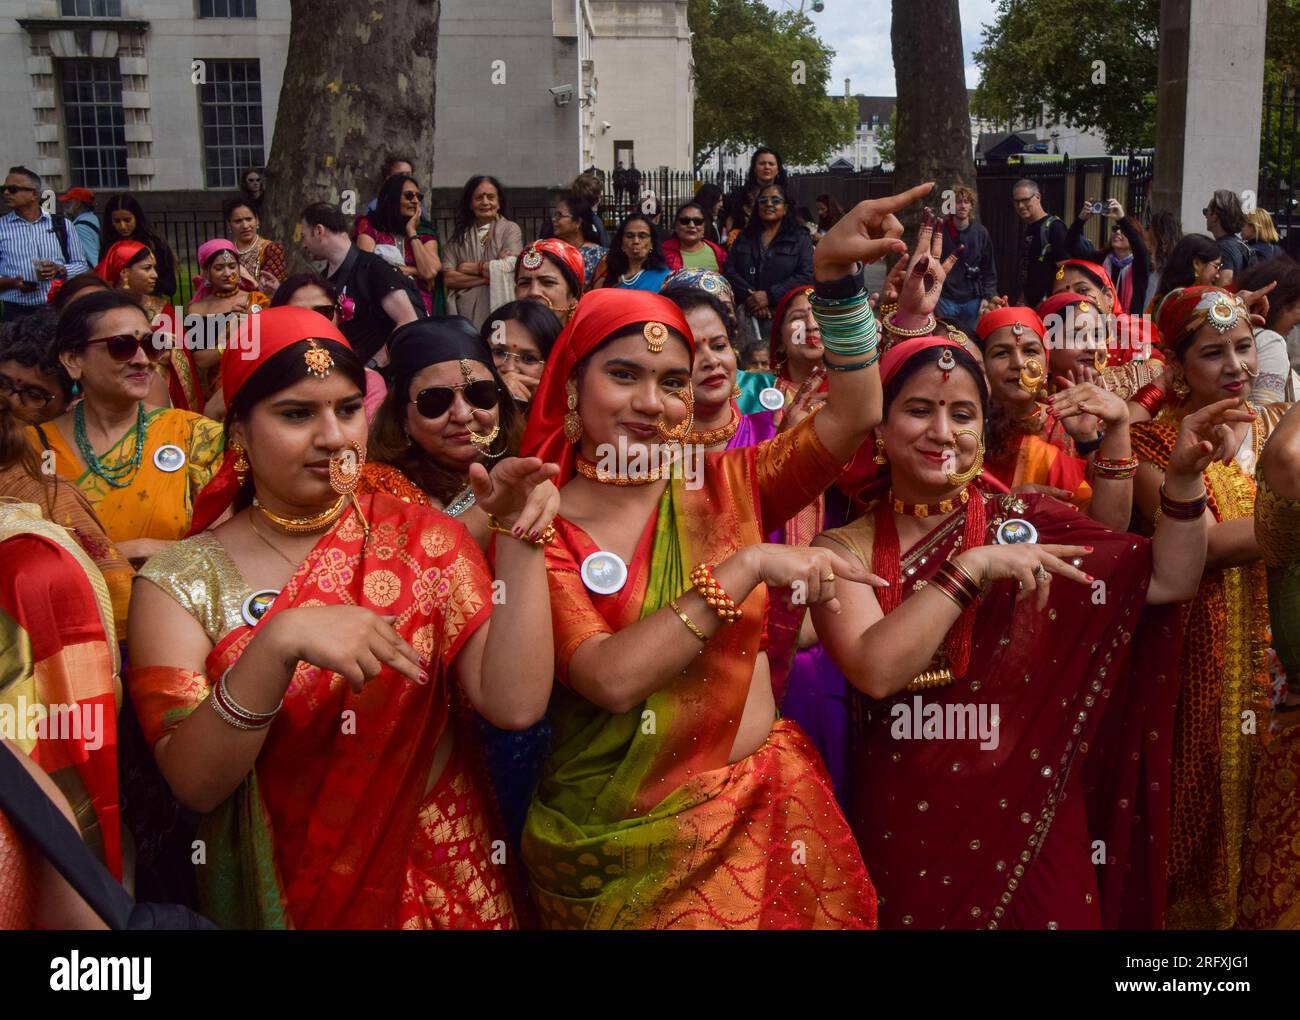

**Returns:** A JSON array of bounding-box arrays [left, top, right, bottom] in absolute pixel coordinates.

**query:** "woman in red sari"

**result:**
[[813, 333, 1246, 930], [516, 184, 939, 929], [126, 307, 560, 929], [96, 240, 200, 412]]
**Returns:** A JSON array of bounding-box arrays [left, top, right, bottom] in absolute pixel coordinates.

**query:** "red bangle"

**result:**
[[1133, 383, 1164, 417]]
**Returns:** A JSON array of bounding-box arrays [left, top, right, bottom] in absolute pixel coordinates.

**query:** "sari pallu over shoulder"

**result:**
[[129, 493, 515, 929], [823, 492, 1179, 930], [1131, 406, 1282, 929], [523, 415, 877, 930]]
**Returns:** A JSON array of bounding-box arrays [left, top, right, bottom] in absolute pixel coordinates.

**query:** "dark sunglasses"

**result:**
[[309, 303, 338, 319], [677, 216, 705, 226], [83, 332, 164, 362], [402, 190, 423, 201], [2, 185, 35, 194], [755, 197, 784, 206], [411, 379, 499, 419]]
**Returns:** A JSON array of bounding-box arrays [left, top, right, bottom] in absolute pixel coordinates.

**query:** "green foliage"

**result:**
[[876, 108, 897, 166], [689, 0, 857, 171]]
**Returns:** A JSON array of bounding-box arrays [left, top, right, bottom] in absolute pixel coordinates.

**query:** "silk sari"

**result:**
[[1238, 473, 1300, 928], [985, 430, 1092, 508], [823, 491, 1180, 929], [1131, 402, 1288, 929], [0, 465, 133, 640], [523, 415, 877, 929], [30, 408, 224, 546], [140, 295, 202, 412], [129, 493, 518, 929], [0, 502, 121, 878]]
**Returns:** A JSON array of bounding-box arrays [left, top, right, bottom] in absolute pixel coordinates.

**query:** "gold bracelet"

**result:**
[[485, 515, 556, 546], [669, 599, 708, 642]]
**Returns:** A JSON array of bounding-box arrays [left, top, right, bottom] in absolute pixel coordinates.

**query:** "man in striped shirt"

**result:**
[[0, 166, 89, 320]]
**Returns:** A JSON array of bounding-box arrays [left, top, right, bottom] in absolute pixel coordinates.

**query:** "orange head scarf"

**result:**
[[186, 307, 352, 535], [520, 289, 694, 483], [95, 240, 149, 288]]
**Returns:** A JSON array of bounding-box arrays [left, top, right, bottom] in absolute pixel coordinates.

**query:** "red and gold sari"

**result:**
[[823, 491, 1180, 929], [985, 423, 1091, 508], [522, 415, 877, 929], [1131, 403, 1287, 929], [129, 493, 517, 929], [0, 502, 121, 878]]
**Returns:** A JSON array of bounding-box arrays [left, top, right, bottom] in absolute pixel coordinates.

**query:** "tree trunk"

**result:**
[[260, 0, 440, 264], [891, 0, 976, 234]]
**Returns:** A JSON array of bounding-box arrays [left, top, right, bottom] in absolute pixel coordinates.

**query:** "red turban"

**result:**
[[186, 307, 352, 535], [520, 289, 694, 483], [95, 240, 149, 286], [975, 306, 1045, 344], [520, 238, 586, 294], [879, 335, 968, 388]]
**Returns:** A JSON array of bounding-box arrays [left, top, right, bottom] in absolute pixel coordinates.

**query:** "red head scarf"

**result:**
[[769, 284, 817, 380], [186, 307, 352, 535], [879, 335, 969, 388], [520, 289, 694, 483], [975, 306, 1046, 345], [1055, 258, 1120, 312], [1153, 285, 1249, 358], [520, 238, 586, 295], [95, 240, 149, 287]]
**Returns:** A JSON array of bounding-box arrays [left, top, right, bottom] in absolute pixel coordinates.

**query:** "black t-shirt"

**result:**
[[327, 245, 425, 364], [1216, 233, 1253, 275], [1020, 214, 1068, 307]]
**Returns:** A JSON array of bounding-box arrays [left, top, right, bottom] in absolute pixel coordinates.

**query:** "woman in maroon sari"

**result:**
[[813, 334, 1249, 929]]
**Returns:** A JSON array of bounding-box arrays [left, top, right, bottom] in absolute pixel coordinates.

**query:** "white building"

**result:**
[[0, 0, 693, 198]]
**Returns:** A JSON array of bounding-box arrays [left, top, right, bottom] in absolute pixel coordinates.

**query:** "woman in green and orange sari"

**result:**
[[515, 185, 938, 929], [126, 306, 560, 929], [1132, 285, 1291, 929]]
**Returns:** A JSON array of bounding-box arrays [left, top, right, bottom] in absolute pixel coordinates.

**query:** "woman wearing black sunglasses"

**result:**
[[28, 290, 224, 566], [724, 183, 815, 344], [662, 200, 728, 273], [356, 174, 445, 315], [363, 316, 522, 550]]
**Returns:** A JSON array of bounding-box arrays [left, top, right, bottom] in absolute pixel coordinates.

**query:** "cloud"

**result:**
[[759, 0, 999, 96]]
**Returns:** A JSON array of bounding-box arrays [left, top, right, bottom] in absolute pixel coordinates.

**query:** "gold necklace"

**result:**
[[252, 495, 345, 534], [247, 509, 301, 569], [685, 404, 739, 446], [574, 454, 666, 486], [890, 486, 970, 519]]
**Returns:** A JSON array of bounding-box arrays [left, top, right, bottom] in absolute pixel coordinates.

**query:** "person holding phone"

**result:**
[[0, 167, 88, 320], [1065, 197, 1151, 314]]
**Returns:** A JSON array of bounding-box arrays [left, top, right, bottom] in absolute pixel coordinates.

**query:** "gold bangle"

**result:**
[[485, 515, 555, 546], [669, 599, 708, 642]]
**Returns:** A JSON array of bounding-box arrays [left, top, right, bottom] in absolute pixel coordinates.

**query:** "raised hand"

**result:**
[[1168, 397, 1257, 476], [1048, 379, 1130, 440], [470, 456, 561, 538], [1236, 279, 1276, 327], [895, 207, 962, 321], [777, 366, 826, 432], [814, 181, 934, 282]]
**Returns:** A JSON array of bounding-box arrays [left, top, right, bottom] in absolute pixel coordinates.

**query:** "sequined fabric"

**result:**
[[138, 533, 253, 643]]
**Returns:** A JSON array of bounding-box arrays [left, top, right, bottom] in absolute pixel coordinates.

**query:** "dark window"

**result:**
[[60, 0, 122, 14], [199, 60, 265, 189], [199, 0, 257, 16], [60, 59, 128, 189]]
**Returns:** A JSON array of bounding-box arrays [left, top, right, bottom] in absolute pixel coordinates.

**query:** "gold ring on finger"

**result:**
[[823, 573, 835, 582], [1033, 565, 1049, 583]]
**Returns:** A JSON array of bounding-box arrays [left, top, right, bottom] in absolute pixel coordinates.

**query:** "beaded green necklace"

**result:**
[[74, 401, 146, 489]]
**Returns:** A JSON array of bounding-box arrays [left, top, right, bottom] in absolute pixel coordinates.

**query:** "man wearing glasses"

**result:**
[[0, 167, 88, 320], [1011, 179, 1067, 307], [0, 307, 69, 425]]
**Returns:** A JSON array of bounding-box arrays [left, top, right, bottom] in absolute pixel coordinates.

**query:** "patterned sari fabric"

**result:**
[[358, 461, 433, 507], [129, 494, 518, 929], [1131, 403, 1287, 929], [823, 492, 1179, 930], [0, 805, 34, 928], [523, 416, 877, 930], [985, 429, 1092, 508], [0, 464, 133, 640], [29, 408, 224, 546], [1239, 474, 1300, 929], [0, 503, 122, 878], [140, 296, 203, 413]]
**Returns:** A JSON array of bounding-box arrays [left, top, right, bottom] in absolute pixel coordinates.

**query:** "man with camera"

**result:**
[[1012, 178, 1069, 307], [937, 183, 997, 337]]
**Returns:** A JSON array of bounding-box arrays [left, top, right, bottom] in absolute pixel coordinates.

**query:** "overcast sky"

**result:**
[[761, 0, 1000, 96]]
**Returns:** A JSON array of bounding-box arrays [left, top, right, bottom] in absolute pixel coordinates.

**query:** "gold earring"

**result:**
[[1172, 374, 1190, 401], [731, 382, 742, 399], [945, 429, 985, 486], [873, 436, 888, 465], [563, 380, 582, 444], [231, 443, 249, 484]]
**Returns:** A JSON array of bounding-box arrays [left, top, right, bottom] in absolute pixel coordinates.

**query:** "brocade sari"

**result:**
[[823, 492, 1180, 929], [523, 415, 877, 929], [0, 502, 122, 878], [1132, 402, 1287, 929], [130, 494, 518, 929]]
